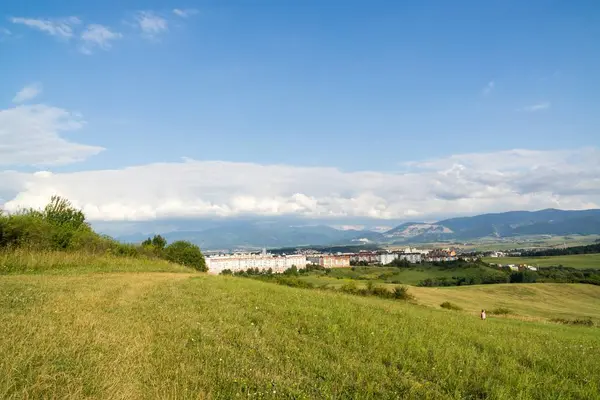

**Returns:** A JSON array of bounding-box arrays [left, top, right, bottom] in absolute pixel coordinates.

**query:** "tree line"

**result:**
[[518, 242, 600, 257]]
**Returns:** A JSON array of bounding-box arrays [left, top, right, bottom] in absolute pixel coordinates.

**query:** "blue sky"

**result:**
[[1, 0, 599, 224]]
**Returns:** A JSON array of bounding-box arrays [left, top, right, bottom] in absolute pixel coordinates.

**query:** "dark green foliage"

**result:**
[[389, 258, 411, 268], [164, 241, 207, 272], [440, 301, 463, 311], [220, 269, 233, 275], [489, 308, 512, 315], [536, 266, 600, 285], [283, 265, 299, 276], [550, 317, 595, 327], [520, 242, 600, 257], [393, 285, 414, 301], [419, 271, 510, 287], [350, 260, 370, 266], [274, 277, 315, 289], [1, 196, 208, 272], [141, 234, 167, 252], [510, 270, 538, 283]]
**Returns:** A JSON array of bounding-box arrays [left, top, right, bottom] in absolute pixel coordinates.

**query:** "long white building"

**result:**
[[206, 253, 307, 274]]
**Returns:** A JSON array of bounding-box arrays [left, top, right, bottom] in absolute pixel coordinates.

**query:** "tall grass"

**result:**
[[1, 273, 599, 399], [0, 248, 193, 275]]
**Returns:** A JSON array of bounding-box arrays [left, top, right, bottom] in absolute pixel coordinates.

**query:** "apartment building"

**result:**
[[206, 253, 306, 274], [307, 254, 351, 268]]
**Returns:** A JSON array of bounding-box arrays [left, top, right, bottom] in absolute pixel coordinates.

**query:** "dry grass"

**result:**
[[411, 283, 600, 322]]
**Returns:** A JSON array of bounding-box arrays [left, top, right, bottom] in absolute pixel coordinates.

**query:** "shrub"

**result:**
[[164, 241, 207, 271], [489, 308, 512, 316], [550, 317, 595, 327], [283, 265, 299, 276], [340, 282, 359, 294], [440, 301, 462, 311], [510, 270, 538, 283], [393, 285, 414, 301], [275, 277, 314, 289], [371, 286, 392, 299], [220, 269, 233, 275]]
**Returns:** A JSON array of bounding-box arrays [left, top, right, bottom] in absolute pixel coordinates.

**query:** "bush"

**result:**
[[164, 241, 207, 271], [393, 285, 414, 301], [489, 308, 512, 316], [440, 301, 462, 311], [550, 317, 595, 327], [510, 270, 538, 283], [275, 277, 314, 289], [220, 269, 233, 275], [340, 281, 359, 295], [371, 285, 392, 299]]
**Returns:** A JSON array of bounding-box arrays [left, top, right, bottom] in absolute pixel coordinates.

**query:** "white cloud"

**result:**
[[173, 8, 199, 18], [482, 80, 495, 95], [0, 99, 104, 167], [0, 27, 11, 36], [12, 83, 43, 103], [10, 16, 81, 39], [80, 24, 122, 54], [135, 11, 168, 38], [521, 102, 551, 112], [2, 148, 598, 221]]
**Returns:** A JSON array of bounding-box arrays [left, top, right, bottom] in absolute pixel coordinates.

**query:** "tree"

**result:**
[[151, 234, 167, 250], [142, 234, 167, 251], [164, 240, 207, 271], [43, 196, 86, 230]]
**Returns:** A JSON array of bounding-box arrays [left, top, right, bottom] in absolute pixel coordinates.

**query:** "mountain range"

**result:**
[[116, 208, 600, 250]]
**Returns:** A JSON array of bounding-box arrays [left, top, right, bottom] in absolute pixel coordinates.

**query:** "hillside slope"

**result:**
[[2, 270, 599, 399], [412, 283, 600, 321], [385, 208, 600, 242]]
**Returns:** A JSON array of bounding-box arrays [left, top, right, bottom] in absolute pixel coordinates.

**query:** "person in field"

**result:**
[[481, 309, 486, 320]]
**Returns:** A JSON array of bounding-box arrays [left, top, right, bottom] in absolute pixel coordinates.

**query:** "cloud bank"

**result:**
[[1, 88, 598, 222], [2, 149, 599, 221]]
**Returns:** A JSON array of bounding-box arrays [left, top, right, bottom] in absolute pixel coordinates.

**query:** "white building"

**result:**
[[206, 253, 306, 274], [398, 253, 422, 263], [378, 253, 398, 265], [404, 247, 431, 255]]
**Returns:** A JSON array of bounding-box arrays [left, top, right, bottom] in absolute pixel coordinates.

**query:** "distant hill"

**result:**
[[119, 221, 382, 250], [385, 222, 453, 240], [387, 209, 600, 242], [118, 209, 600, 250]]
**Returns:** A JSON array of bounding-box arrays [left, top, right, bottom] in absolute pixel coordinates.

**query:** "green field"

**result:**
[[296, 264, 506, 288], [387, 235, 600, 252], [2, 255, 600, 398], [483, 253, 600, 269]]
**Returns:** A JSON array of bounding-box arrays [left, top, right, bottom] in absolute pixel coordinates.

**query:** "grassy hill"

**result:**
[[2, 259, 600, 399], [483, 253, 600, 269], [412, 283, 600, 322]]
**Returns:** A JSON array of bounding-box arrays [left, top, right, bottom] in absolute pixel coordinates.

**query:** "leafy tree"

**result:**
[[43, 196, 86, 230], [164, 240, 207, 271], [151, 234, 167, 250], [142, 234, 167, 252]]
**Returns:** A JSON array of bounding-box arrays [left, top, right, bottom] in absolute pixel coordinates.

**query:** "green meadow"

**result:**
[[295, 264, 506, 288], [483, 253, 600, 269], [2, 253, 600, 399]]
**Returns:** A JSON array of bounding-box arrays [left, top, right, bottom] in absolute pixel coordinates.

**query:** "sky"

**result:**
[[1, 0, 599, 228]]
